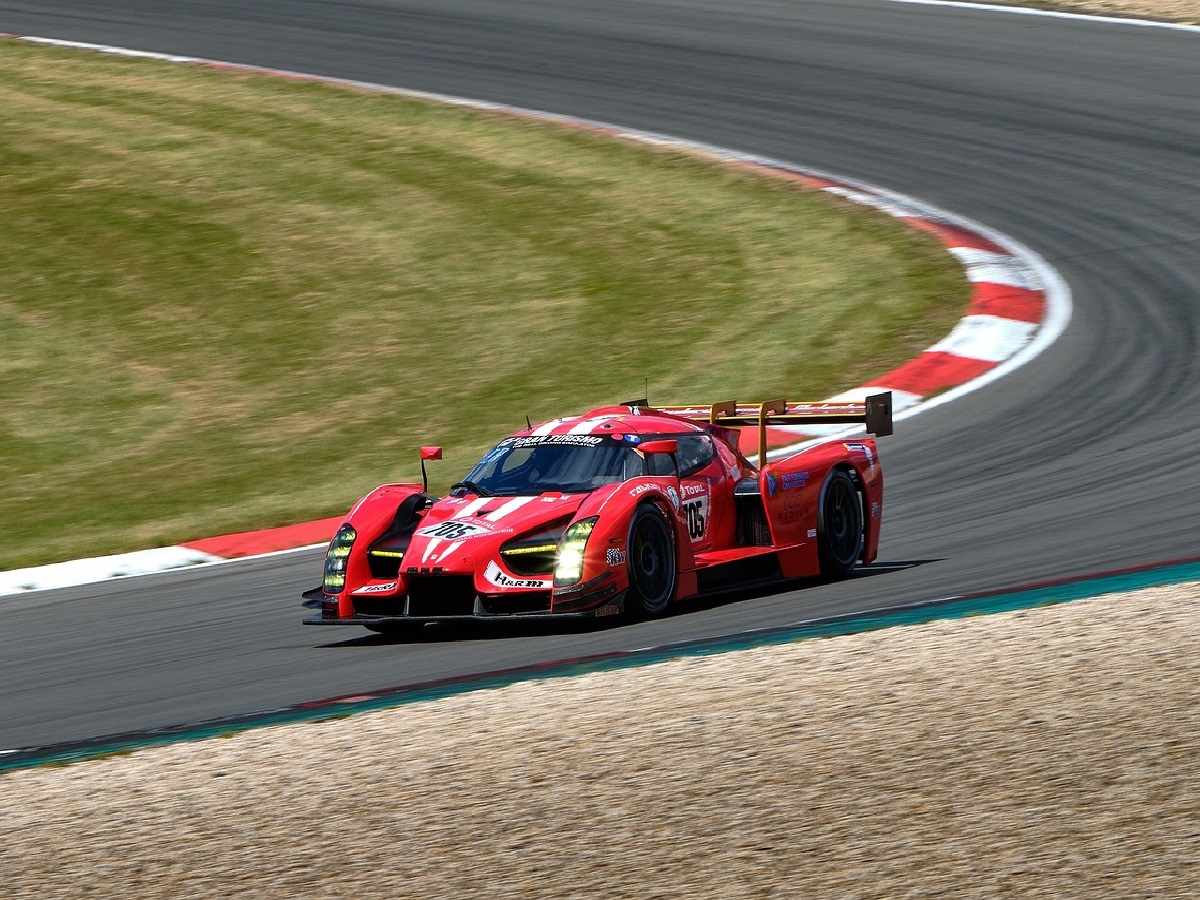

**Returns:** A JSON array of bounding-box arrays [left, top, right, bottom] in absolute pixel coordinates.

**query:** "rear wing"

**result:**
[[649, 391, 893, 463]]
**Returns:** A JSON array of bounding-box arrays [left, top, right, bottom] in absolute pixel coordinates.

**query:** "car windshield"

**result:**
[[456, 435, 644, 496]]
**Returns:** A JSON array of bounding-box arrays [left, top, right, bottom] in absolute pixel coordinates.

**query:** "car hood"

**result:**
[[403, 492, 586, 571]]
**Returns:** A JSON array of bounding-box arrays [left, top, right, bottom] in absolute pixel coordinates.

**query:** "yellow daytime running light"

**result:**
[[502, 542, 559, 556]]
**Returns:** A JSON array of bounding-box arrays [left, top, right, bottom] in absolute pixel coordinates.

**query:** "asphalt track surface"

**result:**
[[2, 0, 1199, 751]]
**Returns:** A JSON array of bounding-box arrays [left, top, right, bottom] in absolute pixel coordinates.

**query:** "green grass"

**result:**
[[0, 40, 969, 571]]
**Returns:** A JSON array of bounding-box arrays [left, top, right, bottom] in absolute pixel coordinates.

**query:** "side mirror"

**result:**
[[639, 439, 679, 478], [419, 446, 442, 491], [639, 439, 678, 456]]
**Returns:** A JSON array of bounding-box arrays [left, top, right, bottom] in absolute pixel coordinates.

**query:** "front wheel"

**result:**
[[626, 504, 677, 617], [817, 469, 864, 579]]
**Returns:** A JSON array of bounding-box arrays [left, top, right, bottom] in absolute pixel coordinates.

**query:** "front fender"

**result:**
[[566, 478, 697, 603], [763, 439, 883, 564], [332, 482, 428, 617]]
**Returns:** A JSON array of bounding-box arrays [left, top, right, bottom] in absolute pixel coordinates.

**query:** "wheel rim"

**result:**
[[823, 475, 862, 566], [630, 513, 673, 609]]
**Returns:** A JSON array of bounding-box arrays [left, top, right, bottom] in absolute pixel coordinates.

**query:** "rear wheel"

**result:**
[[817, 469, 863, 578], [626, 504, 676, 617]]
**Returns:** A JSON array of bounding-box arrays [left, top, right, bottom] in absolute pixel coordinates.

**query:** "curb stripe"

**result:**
[[870, 352, 998, 395], [885, 0, 1200, 33], [0, 548, 224, 596], [927, 315, 1039, 363], [900, 218, 1006, 253], [968, 284, 1045, 324], [949, 247, 1042, 290], [181, 516, 345, 558]]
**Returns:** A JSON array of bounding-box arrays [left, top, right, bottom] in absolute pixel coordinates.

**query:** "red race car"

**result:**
[[303, 393, 892, 631]]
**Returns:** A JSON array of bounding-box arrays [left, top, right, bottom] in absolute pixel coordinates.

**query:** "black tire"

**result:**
[[626, 503, 677, 617], [817, 468, 864, 579]]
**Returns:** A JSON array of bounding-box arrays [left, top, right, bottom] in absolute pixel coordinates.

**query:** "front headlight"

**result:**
[[323, 524, 356, 593], [553, 517, 597, 587]]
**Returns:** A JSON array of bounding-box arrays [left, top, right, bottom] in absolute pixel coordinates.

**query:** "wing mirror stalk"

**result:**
[[420, 446, 442, 492]]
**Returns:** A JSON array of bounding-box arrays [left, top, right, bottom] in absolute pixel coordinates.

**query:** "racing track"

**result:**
[[2, 0, 1199, 751]]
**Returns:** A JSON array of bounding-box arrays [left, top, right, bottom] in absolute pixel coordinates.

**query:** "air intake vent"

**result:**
[[500, 547, 556, 576], [480, 591, 553, 615], [736, 496, 772, 547], [406, 576, 477, 617], [368, 551, 404, 579], [353, 595, 407, 617]]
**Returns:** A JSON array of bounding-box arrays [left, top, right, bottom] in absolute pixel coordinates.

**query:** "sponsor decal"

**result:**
[[504, 433, 604, 449], [484, 561, 550, 590], [417, 519, 492, 540], [808, 528, 818, 538], [622, 434, 642, 444], [628, 481, 682, 510], [681, 481, 707, 499], [629, 482, 656, 499], [844, 442, 875, 468], [353, 581, 398, 595], [606, 548, 627, 567], [778, 495, 807, 524], [766, 473, 779, 496], [781, 471, 809, 491], [871, 501, 881, 519]]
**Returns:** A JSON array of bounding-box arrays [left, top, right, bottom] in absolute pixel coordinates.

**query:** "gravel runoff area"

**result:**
[[2, 582, 1196, 898]]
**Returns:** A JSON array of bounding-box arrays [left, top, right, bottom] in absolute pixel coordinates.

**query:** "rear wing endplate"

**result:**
[[652, 391, 893, 463]]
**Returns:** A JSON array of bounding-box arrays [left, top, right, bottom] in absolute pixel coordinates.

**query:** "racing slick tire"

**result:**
[[817, 468, 864, 579], [626, 503, 677, 618]]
